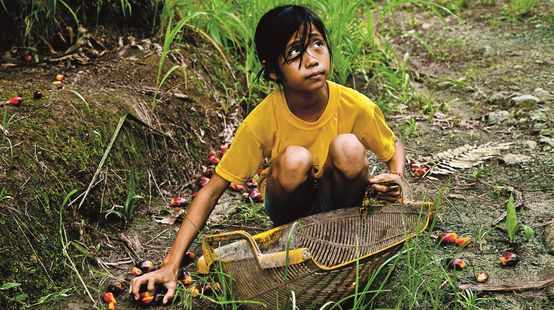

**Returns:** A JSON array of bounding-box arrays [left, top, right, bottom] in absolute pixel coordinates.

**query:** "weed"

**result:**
[[503, 0, 538, 16], [404, 118, 419, 137], [505, 194, 534, 243], [123, 172, 144, 221]]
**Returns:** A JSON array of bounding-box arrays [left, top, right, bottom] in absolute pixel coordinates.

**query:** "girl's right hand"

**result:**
[[129, 265, 178, 305]]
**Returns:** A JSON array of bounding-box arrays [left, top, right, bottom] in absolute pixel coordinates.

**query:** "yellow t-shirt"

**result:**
[[215, 81, 396, 197]]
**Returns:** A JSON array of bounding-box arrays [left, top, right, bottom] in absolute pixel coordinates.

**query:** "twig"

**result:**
[[458, 278, 553, 292]]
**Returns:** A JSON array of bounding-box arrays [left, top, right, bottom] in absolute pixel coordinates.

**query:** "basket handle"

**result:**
[[198, 230, 311, 274]]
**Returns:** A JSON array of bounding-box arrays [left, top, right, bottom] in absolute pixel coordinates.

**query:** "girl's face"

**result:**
[[275, 25, 330, 94]]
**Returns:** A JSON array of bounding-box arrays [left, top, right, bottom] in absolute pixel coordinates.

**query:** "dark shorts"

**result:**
[[264, 185, 330, 226]]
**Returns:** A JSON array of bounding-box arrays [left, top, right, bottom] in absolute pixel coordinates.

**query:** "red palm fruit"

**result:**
[[189, 285, 200, 298], [179, 271, 193, 287], [55, 74, 64, 81], [220, 144, 229, 157], [198, 176, 210, 187], [451, 258, 466, 270], [23, 54, 33, 62], [499, 252, 519, 267], [6, 96, 22, 105], [476, 272, 489, 283], [103, 292, 116, 303], [245, 181, 256, 188], [249, 188, 263, 203], [230, 183, 246, 192], [413, 165, 429, 177], [207, 155, 220, 164], [108, 301, 116, 310], [182, 251, 195, 266], [138, 260, 154, 273], [208, 148, 217, 156], [456, 236, 471, 247], [170, 196, 188, 207], [107, 281, 124, 296], [242, 192, 250, 201], [139, 291, 154, 305], [203, 282, 222, 295], [202, 166, 214, 177], [438, 232, 458, 245], [130, 266, 143, 277]]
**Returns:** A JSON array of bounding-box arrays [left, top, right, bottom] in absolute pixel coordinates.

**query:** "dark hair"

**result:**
[[254, 5, 331, 83]]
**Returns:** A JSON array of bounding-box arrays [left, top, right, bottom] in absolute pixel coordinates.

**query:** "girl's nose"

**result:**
[[304, 50, 319, 67]]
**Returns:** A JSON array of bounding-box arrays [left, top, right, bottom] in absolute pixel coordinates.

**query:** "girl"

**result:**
[[130, 4, 404, 303]]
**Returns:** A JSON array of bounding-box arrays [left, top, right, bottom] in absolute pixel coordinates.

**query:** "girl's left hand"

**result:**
[[368, 173, 402, 202]]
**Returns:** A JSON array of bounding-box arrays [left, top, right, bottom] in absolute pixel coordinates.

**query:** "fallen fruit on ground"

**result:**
[[139, 291, 154, 305], [499, 252, 519, 267], [130, 266, 143, 277], [33, 91, 42, 99], [476, 272, 489, 283], [182, 250, 195, 266], [23, 54, 32, 62], [189, 285, 200, 298], [198, 176, 210, 187], [438, 232, 458, 245], [55, 74, 64, 81], [108, 301, 116, 310], [230, 183, 246, 192], [103, 292, 116, 303], [6, 96, 22, 105], [249, 188, 263, 203], [179, 271, 193, 287], [107, 280, 124, 296], [170, 196, 188, 207], [138, 260, 155, 273], [207, 155, 220, 164], [456, 236, 471, 247], [451, 258, 466, 270]]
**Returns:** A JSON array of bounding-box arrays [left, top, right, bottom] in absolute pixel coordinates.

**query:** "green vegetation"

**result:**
[[505, 194, 534, 244]]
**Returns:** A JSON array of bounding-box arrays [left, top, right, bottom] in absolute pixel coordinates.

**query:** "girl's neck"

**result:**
[[283, 83, 329, 122]]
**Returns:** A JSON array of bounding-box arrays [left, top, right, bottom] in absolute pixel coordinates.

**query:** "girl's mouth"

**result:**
[[306, 71, 324, 80]]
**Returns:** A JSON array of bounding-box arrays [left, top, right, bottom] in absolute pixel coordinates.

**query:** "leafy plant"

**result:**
[[505, 194, 534, 243], [123, 172, 144, 221]]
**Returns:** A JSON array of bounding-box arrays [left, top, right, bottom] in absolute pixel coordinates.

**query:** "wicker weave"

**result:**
[[198, 179, 432, 309]]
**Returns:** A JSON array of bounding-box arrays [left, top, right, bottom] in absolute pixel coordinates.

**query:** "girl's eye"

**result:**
[[313, 40, 324, 48], [288, 46, 302, 57]]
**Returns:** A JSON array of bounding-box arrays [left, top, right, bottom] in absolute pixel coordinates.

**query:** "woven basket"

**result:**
[[197, 178, 433, 309]]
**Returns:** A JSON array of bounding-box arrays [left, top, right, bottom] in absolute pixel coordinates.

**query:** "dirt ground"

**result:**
[[1, 2, 553, 310]]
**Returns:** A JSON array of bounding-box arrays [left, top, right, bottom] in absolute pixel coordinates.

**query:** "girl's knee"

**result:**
[[273, 146, 313, 190], [329, 134, 368, 178]]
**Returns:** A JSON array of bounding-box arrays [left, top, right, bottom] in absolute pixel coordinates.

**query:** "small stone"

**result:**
[[422, 23, 432, 30], [487, 110, 511, 125], [501, 154, 531, 165], [529, 110, 547, 122], [510, 95, 541, 105], [483, 45, 494, 57], [540, 137, 554, 147], [524, 140, 537, 150], [488, 92, 507, 103], [533, 88, 550, 99], [544, 223, 554, 255], [513, 65, 524, 69]]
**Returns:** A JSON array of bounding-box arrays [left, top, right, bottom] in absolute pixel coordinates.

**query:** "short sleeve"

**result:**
[[215, 122, 265, 184], [358, 104, 396, 162]]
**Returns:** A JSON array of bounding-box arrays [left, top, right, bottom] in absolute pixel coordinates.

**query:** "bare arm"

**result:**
[[370, 139, 406, 201], [130, 172, 230, 303]]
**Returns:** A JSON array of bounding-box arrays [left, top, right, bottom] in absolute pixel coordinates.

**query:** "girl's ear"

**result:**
[[268, 71, 277, 81]]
